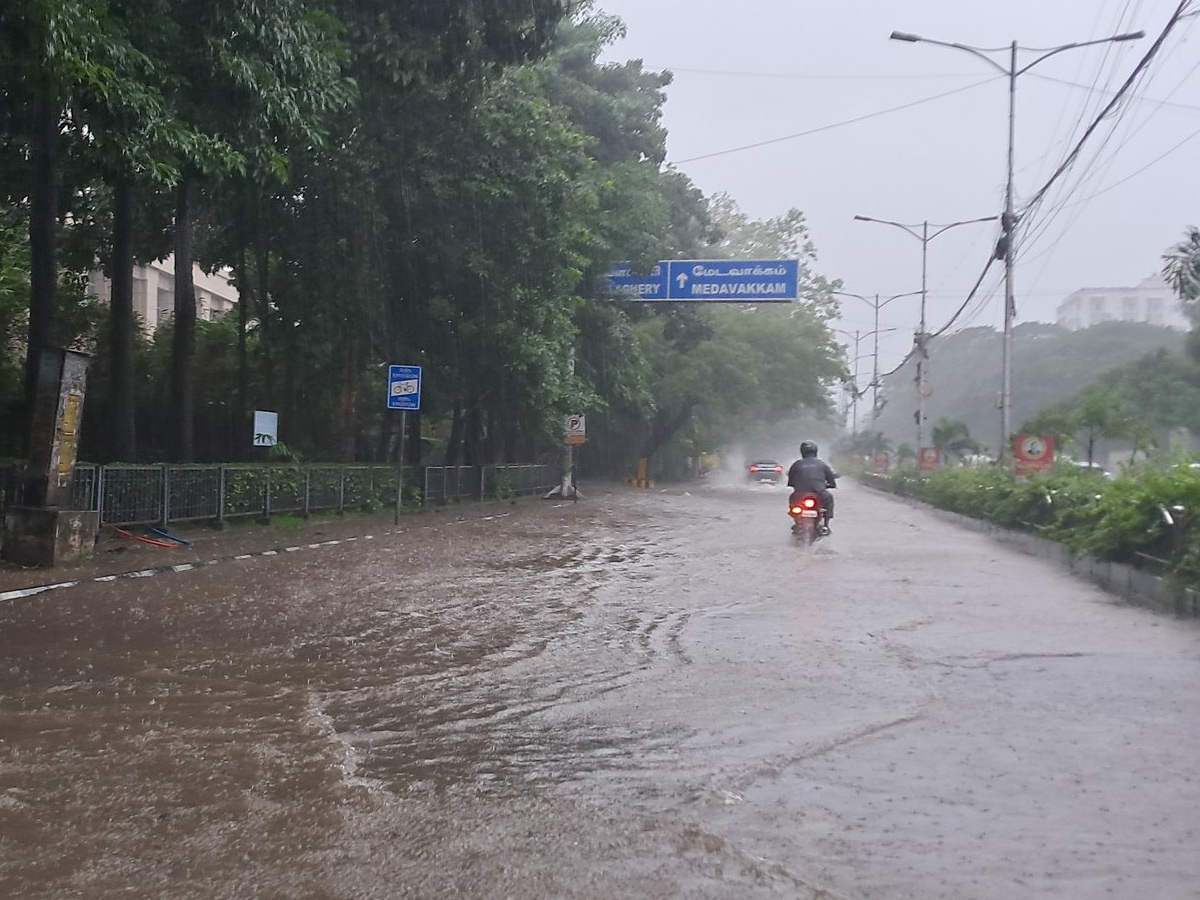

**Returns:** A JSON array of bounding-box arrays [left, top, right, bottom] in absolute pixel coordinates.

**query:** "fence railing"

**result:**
[[0, 462, 557, 528]]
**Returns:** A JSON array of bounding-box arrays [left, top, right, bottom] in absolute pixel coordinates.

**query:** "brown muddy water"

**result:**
[[2, 481, 1199, 899]]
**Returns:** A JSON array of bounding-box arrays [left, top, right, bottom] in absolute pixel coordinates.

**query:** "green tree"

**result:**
[[1162, 225, 1200, 320], [1020, 406, 1077, 453], [931, 417, 979, 464], [1076, 390, 1133, 467]]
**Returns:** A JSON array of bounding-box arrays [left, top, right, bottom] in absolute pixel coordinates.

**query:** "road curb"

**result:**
[[863, 479, 1200, 619]]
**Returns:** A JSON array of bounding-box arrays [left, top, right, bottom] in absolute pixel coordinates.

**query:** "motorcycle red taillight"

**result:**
[[801, 497, 817, 509]]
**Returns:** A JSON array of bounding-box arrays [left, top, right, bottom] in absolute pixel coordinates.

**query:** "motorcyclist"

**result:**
[[787, 440, 837, 533]]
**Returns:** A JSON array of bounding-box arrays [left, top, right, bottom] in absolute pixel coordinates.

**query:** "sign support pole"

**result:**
[[561, 441, 576, 501], [395, 410, 406, 525]]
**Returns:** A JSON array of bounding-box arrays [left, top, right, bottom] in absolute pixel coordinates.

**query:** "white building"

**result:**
[[1055, 274, 1188, 331], [89, 254, 239, 334]]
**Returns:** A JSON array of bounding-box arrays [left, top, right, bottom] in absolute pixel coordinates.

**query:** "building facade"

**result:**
[[1055, 274, 1188, 331], [88, 254, 239, 334]]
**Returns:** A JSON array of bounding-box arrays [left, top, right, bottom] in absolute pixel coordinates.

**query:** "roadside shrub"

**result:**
[[922, 466, 1012, 516], [870, 461, 1200, 588]]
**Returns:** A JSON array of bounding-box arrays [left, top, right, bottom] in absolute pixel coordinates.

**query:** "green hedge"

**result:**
[[869, 462, 1200, 586]]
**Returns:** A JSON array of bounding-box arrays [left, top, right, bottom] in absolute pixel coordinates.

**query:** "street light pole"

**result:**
[[833, 320, 901, 433], [850, 216, 995, 450], [889, 27, 1143, 461], [833, 291, 914, 425]]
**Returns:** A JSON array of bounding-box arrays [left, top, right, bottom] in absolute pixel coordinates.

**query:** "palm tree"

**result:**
[[1162, 226, 1200, 322], [931, 417, 978, 464]]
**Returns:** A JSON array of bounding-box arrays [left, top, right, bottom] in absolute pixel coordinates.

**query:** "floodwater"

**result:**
[[2, 479, 1199, 899]]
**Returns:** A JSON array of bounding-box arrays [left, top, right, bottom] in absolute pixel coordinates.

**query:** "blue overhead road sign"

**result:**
[[607, 262, 669, 300], [607, 259, 799, 302], [387, 365, 422, 410], [669, 259, 798, 301]]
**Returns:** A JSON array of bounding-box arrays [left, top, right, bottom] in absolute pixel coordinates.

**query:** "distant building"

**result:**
[[1055, 274, 1188, 331], [88, 254, 239, 335]]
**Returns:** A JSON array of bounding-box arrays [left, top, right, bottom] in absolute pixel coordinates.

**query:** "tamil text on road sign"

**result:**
[[387, 365, 422, 411], [607, 259, 799, 302]]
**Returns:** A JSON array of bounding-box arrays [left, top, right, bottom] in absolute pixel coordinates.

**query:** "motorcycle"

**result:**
[[788, 491, 830, 544]]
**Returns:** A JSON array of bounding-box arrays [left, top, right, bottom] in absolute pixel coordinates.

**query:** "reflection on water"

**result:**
[[0, 497, 757, 899]]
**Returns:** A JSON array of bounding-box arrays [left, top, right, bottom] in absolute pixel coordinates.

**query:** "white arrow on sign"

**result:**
[[675, 272, 688, 290]]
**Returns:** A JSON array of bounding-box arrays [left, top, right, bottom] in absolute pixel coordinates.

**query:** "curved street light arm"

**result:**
[[1016, 32, 1145, 76], [880, 289, 923, 306], [891, 30, 1144, 78], [853, 214, 922, 242], [889, 32, 1011, 74], [928, 215, 999, 241]]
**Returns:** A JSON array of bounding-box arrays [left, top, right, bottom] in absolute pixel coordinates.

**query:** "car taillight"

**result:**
[[774, 466, 783, 472], [749, 465, 758, 472]]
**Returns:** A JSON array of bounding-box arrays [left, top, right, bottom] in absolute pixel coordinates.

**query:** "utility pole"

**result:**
[[835, 289, 916, 429], [853, 216, 996, 453], [889, 27, 1143, 461], [833, 324, 898, 435]]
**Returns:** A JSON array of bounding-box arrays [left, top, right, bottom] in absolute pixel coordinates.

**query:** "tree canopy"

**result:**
[[0, 2, 844, 481]]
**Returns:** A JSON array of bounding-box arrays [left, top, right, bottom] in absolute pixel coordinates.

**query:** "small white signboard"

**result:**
[[253, 410, 279, 447]]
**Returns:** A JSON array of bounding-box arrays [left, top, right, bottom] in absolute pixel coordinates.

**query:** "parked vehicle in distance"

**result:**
[[747, 459, 784, 484]]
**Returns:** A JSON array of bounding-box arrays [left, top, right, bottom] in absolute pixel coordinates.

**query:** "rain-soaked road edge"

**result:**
[[858, 476, 1200, 618], [0, 493, 557, 601]]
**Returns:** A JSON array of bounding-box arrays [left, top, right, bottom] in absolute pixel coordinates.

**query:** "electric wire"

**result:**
[[674, 77, 1001, 163], [873, 254, 1000, 380], [1024, 23, 1200, 231], [1022, 0, 1196, 215], [1032, 0, 1137, 190], [1011, 1, 1196, 300], [1024, 9, 1197, 230], [662, 66, 979, 81], [1029, 70, 1200, 112], [1055, 119, 1200, 207], [1018, 8, 1199, 278]]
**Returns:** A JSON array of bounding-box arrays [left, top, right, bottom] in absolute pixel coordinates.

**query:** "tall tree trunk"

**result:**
[[171, 179, 197, 462], [406, 411, 421, 467], [446, 402, 464, 466], [235, 235, 251, 447], [338, 352, 358, 462], [24, 77, 59, 446], [378, 411, 397, 461], [255, 215, 273, 399], [108, 178, 137, 460], [464, 403, 483, 467]]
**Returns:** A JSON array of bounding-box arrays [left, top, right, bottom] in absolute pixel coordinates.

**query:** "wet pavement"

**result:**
[[1, 479, 1198, 899]]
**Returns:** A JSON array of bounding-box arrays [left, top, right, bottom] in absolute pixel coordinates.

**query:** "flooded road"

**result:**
[[2, 480, 1199, 899]]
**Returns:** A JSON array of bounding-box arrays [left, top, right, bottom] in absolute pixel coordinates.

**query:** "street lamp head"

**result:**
[[1114, 30, 1145, 41], [890, 31, 921, 42]]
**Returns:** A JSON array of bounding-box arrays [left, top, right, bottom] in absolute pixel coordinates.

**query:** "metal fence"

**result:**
[[0, 462, 557, 528]]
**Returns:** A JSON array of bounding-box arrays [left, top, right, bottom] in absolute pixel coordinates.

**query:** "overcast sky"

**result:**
[[596, 0, 1200, 370]]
